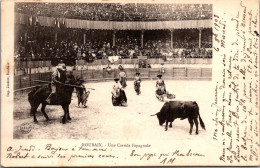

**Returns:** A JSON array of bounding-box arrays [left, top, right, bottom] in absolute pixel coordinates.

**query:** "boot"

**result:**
[[46, 93, 53, 104]]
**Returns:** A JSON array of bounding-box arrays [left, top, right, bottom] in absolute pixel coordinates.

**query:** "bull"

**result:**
[[151, 101, 205, 134]]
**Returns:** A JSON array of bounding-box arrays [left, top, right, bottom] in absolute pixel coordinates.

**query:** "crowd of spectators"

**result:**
[[15, 25, 212, 62], [16, 3, 212, 21]]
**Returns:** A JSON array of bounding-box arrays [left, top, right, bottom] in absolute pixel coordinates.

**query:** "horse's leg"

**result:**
[[78, 96, 80, 106], [194, 117, 199, 135], [67, 105, 71, 120], [29, 100, 35, 116], [32, 103, 40, 123], [30, 107, 34, 116], [188, 118, 194, 135], [61, 104, 67, 124], [41, 103, 50, 121]]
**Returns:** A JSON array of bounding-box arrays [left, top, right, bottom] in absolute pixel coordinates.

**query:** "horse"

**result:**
[[112, 89, 127, 106], [28, 75, 75, 124]]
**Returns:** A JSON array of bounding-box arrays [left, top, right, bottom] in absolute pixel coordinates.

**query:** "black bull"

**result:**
[[151, 101, 205, 134]]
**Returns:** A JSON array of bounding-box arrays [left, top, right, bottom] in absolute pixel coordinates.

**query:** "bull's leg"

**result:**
[[169, 120, 174, 128], [61, 104, 67, 124], [41, 103, 50, 121], [188, 118, 194, 135], [165, 121, 168, 131], [194, 118, 199, 135]]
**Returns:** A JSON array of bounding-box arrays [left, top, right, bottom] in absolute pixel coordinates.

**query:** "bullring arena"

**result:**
[[13, 3, 213, 141], [14, 63, 213, 140]]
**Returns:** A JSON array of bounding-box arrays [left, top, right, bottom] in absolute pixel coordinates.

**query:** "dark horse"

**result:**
[[28, 75, 75, 124]]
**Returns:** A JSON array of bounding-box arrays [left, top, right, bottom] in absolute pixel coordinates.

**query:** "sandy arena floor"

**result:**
[[14, 80, 214, 140]]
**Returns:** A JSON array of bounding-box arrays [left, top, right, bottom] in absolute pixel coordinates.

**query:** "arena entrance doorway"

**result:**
[[138, 56, 148, 68]]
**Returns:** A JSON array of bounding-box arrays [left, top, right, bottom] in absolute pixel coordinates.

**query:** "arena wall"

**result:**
[[14, 59, 212, 92]]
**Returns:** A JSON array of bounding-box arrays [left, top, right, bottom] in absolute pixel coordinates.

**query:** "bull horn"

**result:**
[[150, 112, 159, 116]]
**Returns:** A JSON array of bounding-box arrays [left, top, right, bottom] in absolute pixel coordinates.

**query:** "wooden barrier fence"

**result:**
[[14, 67, 212, 92]]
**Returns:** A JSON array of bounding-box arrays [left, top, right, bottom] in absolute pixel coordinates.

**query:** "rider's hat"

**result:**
[[57, 61, 66, 71], [114, 78, 119, 82], [136, 72, 140, 75], [57, 65, 66, 71], [157, 74, 162, 77]]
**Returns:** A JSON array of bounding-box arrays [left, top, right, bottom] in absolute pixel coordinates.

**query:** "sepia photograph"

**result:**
[[13, 2, 213, 139], [1, 0, 259, 166]]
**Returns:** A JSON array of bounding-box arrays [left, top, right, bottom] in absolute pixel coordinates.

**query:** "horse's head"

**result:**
[[75, 76, 85, 86], [65, 74, 76, 91]]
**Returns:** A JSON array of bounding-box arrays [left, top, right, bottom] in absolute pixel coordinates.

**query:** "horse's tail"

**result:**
[[28, 86, 40, 105], [193, 101, 205, 130]]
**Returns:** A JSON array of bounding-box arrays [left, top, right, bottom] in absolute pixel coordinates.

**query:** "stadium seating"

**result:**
[[15, 3, 212, 21]]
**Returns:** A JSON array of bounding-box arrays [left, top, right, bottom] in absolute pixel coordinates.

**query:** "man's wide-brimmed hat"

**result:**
[[157, 74, 162, 77], [57, 64, 66, 71], [57, 61, 66, 71], [114, 78, 119, 81], [136, 72, 140, 75]]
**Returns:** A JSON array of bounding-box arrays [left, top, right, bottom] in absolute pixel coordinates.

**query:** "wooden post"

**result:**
[[19, 72, 22, 89], [170, 29, 174, 49], [141, 30, 145, 48], [83, 33, 86, 44], [29, 68, 31, 87], [81, 67, 83, 79], [198, 28, 202, 48], [113, 30, 117, 47]]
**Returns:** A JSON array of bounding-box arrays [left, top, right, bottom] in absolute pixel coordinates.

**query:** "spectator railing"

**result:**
[[15, 3, 212, 21], [15, 12, 212, 30], [14, 67, 212, 93]]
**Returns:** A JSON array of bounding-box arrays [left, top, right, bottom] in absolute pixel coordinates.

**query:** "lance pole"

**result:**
[[32, 80, 95, 90]]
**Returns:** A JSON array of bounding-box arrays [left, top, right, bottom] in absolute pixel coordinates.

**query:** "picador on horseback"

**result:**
[[46, 61, 67, 104], [28, 60, 76, 124]]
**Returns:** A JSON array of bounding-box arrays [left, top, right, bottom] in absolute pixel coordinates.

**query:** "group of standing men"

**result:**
[[111, 65, 167, 106], [46, 61, 167, 107]]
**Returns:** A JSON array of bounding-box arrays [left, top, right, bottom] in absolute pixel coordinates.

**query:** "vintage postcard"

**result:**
[[1, 0, 259, 166]]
